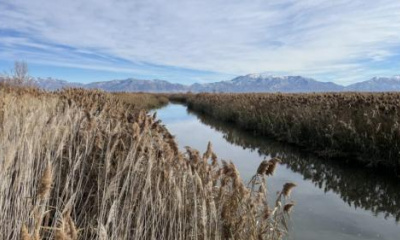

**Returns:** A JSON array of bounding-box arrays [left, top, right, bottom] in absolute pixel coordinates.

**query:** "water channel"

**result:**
[[155, 104, 400, 240]]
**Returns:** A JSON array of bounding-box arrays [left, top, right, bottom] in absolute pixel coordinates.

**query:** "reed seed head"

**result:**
[[256, 160, 269, 175], [38, 163, 53, 199], [282, 182, 297, 198], [20, 224, 31, 240], [265, 158, 280, 176], [284, 202, 295, 213]]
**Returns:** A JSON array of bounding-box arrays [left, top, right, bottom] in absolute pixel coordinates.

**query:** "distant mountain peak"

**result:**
[[28, 73, 400, 93], [345, 75, 400, 92], [245, 73, 292, 80], [246, 73, 275, 78], [370, 75, 400, 80], [190, 74, 343, 93], [32, 77, 84, 90]]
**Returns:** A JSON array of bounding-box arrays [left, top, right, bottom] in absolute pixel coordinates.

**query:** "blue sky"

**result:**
[[0, 0, 399, 85]]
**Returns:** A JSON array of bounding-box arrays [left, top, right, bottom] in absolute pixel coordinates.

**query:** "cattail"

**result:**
[[283, 202, 295, 213], [38, 163, 53, 199], [282, 182, 297, 198]]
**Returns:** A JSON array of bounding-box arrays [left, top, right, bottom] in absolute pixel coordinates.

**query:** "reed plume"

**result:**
[[38, 163, 53, 200], [0, 85, 294, 240], [171, 92, 400, 172], [20, 224, 31, 240], [284, 203, 295, 213], [265, 158, 280, 176], [282, 183, 297, 198], [257, 160, 269, 175]]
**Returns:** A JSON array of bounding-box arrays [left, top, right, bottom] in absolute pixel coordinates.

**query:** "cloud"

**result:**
[[0, 0, 399, 84]]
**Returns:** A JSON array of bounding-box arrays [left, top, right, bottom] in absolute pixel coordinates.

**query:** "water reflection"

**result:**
[[187, 108, 400, 223]]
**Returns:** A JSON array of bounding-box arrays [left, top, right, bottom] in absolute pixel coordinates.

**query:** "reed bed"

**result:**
[[169, 92, 400, 173], [0, 84, 294, 240], [191, 108, 400, 222], [113, 92, 169, 110]]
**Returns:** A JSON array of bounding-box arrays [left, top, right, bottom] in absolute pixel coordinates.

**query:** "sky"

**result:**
[[0, 0, 399, 85]]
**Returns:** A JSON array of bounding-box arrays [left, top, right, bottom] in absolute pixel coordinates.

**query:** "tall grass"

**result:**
[[191, 108, 400, 222], [168, 92, 400, 173], [0, 85, 294, 240], [113, 92, 169, 110]]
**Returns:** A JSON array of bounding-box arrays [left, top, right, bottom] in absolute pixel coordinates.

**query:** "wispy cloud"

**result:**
[[0, 0, 399, 84]]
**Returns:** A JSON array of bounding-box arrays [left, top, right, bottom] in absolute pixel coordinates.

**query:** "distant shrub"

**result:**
[[0, 61, 34, 87]]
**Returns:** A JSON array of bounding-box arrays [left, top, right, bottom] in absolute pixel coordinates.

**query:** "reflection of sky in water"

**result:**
[[155, 104, 400, 240]]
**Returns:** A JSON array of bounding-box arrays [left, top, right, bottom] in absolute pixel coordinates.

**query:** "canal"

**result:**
[[155, 104, 400, 240]]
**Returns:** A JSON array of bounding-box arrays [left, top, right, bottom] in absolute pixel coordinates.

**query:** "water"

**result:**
[[154, 104, 400, 240]]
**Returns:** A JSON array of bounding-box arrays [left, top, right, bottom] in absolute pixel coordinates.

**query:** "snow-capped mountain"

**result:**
[[345, 76, 400, 92], [21, 74, 400, 93], [32, 78, 84, 90], [190, 74, 344, 93], [30, 78, 188, 92], [86, 78, 189, 92]]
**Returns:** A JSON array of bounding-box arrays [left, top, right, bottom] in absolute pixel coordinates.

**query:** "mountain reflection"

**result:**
[[187, 108, 400, 222]]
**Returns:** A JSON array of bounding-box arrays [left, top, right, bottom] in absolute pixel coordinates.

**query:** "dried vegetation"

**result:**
[[113, 92, 169, 110], [0, 83, 294, 240], [170, 93, 400, 172]]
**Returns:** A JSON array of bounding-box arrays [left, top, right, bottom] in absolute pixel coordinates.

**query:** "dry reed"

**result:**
[[0, 84, 294, 240], [169, 92, 400, 173]]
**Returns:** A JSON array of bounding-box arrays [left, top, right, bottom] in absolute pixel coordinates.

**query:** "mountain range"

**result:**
[[29, 74, 400, 93]]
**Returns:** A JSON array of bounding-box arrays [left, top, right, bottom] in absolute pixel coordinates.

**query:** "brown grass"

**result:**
[[169, 92, 400, 173], [189, 104, 400, 221], [113, 92, 169, 110], [0, 84, 294, 240]]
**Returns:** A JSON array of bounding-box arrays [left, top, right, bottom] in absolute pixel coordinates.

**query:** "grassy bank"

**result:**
[[169, 93, 400, 173], [0, 84, 294, 240], [113, 92, 169, 110], [189, 108, 400, 222]]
